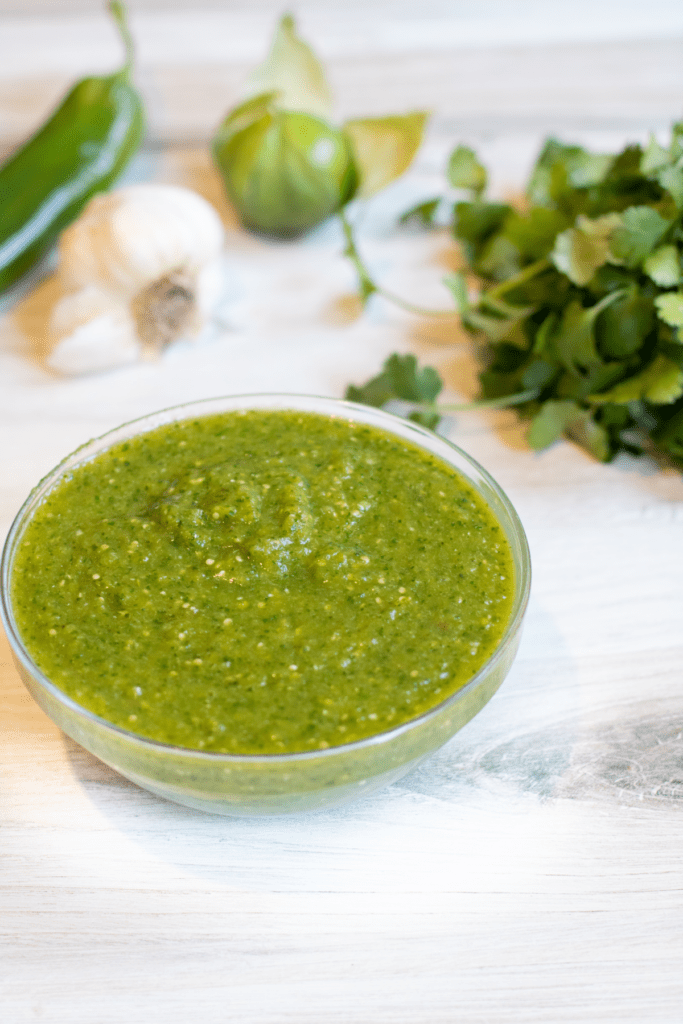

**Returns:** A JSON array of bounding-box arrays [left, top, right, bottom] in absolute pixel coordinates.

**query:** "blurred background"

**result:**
[[2, 0, 683, 159]]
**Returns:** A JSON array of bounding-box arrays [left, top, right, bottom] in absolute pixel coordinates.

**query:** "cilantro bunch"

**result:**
[[444, 129, 683, 465], [347, 126, 683, 468]]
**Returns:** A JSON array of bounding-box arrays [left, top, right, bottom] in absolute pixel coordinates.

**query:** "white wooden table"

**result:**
[[2, 4, 683, 1022]]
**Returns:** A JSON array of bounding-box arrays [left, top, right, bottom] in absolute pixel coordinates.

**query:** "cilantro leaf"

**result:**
[[399, 198, 441, 227], [653, 406, 683, 462], [551, 213, 621, 285], [658, 163, 683, 209], [589, 354, 683, 405], [609, 206, 671, 267], [526, 399, 612, 460], [384, 353, 443, 404], [452, 201, 512, 270], [644, 245, 682, 287], [407, 409, 441, 430], [527, 400, 584, 449], [595, 286, 655, 359], [443, 271, 470, 313], [526, 138, 586, 208], [655, 292, 683, 329], [345, 354, 443, 428], [504, 207, 569, 261], [566, 414, 611, 461], [345, 372, 396, 410], [447, 146, 487, 196], [550, 293, 621, 370], [640, 134, 671, 174], [566, 151, 613, 188]]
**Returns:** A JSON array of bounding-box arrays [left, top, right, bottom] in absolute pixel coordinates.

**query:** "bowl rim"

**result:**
[[0, 392, 531, 764]]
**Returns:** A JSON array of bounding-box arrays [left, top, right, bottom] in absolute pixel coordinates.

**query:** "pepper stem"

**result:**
[[108, 1, 136, 77]]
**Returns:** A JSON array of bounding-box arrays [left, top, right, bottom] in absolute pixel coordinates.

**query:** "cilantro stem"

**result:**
[[483, 257, 551, 300], [340, 209, 459, 318], [341, 209, 550, 320], [402, 387, 539, 417], [437, 388, 540, 412]]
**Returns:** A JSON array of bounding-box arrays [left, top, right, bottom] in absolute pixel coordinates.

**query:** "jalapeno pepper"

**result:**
[[0, 1, 144, 293]]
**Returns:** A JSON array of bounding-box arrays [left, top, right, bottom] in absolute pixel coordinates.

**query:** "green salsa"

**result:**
[[11, 410, 515, 754]]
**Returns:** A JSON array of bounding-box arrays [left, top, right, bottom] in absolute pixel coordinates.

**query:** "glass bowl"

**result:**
[[1, 394, 531, 816]]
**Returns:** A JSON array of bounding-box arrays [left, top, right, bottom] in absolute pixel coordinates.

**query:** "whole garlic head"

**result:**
[[47, 184, 225, 375]]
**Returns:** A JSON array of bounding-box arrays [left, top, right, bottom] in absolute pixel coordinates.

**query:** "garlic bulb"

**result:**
[[47, 184, 225, 375]]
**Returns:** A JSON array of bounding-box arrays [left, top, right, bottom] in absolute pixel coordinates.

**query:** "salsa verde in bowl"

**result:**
[[1, 394, 530, 815]]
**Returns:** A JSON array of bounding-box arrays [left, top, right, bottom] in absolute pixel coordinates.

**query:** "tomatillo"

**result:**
[[212, 92, 358, 239]]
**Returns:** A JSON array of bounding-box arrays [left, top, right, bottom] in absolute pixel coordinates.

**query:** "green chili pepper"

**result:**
[[0, 1, 144, 293]]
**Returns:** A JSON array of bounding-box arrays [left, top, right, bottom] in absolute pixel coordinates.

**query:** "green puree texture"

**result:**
[[12, 410, 515, 754]]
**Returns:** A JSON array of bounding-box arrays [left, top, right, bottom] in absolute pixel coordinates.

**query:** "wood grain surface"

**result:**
[[1, 4, 683, 1023]]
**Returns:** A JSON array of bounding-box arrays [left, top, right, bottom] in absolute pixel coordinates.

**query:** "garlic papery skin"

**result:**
[[47, 285, 140, 375], [47, 184, 226, 375], [58, 184, 225, 294]]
